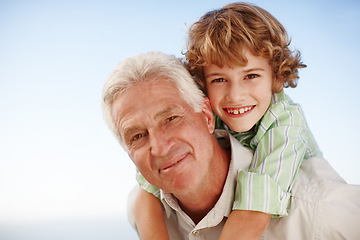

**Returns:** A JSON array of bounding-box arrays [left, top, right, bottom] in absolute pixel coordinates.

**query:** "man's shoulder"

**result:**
[[214, 130, 253, 171]]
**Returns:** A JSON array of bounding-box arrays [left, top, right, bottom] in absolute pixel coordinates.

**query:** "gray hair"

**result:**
[[102, 51, 205, 149]]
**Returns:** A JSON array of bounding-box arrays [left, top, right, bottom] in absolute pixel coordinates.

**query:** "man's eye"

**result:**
[[131, 133, 146, 142], [245, 74, 259, 80], [167, 116, 178, 122]]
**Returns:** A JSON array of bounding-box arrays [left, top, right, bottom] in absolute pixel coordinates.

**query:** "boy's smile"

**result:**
[[204, 49, 274, 132], [224, 105, 255, 116]]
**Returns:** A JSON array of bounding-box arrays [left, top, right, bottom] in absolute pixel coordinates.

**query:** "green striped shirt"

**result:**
[[219, 91, 322, 217]]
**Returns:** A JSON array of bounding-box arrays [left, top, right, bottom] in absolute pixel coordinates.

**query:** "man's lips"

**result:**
[[223, 105, 255, 115], [159, 154, 188, 172]]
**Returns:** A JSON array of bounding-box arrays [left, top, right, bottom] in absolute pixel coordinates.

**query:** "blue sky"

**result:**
[[1, 0, 359, 239]]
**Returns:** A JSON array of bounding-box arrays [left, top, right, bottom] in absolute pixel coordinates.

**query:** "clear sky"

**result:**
[[1, 0, 359, 239]]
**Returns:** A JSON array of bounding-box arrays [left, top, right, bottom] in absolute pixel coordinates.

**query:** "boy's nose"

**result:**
[[225, 82, 246, 103]]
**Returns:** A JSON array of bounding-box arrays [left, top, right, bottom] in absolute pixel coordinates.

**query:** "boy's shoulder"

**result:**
[[271, 91, 293, 105], [262, 91, 306, 128], [269, 91, 300, 113]]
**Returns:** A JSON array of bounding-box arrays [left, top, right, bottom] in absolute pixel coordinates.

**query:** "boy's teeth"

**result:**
[[227, 106, 252, 115]]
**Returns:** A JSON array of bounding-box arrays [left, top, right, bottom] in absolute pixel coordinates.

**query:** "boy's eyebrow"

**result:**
[[204, 67, 265, 78], [204, 72, 220, 78], [243, 67, 265, 73]]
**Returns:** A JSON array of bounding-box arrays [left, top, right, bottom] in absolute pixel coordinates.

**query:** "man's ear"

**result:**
[[201, 97, 215, 133]]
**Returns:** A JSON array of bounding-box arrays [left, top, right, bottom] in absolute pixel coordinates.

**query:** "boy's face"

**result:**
[[204, 49, 274, 132]]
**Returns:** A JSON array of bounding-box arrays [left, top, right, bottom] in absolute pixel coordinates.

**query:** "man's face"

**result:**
[[111, 79, 215, 195]]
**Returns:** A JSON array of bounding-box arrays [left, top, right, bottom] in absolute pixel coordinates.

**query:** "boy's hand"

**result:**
[[219, 210, 271, 240], [134, 188, 170, 240]]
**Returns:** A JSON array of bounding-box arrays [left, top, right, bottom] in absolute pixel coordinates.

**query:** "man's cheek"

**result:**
[[129, 154, 141, 170]]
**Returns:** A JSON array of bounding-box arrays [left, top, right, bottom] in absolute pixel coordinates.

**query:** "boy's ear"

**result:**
[[202, 97, 215, 134], [273, 77, 284, 93]]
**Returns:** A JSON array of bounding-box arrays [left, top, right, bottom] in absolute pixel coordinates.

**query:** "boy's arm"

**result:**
[[134, 188, 170, 240], [219, 210, 271, 240]]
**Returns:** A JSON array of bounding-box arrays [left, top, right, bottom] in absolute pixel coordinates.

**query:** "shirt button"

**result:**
[[192, 230, 199, 235]]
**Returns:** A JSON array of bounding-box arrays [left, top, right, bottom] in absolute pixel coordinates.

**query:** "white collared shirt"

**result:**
[[159, 130, 253, 240]]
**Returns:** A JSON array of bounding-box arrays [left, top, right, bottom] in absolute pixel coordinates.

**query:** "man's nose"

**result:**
[[149, 128, 175, 157]]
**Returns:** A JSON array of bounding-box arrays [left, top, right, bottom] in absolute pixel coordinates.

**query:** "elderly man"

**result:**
[[102, 51, 360, 240]]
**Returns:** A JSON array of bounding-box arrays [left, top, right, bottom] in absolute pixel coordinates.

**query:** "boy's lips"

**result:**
[[223, 105, 255, 115]]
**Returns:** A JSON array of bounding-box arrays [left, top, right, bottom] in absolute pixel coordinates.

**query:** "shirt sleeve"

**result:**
[[136, 169, 161, 199], [232, 101, 309, 217]]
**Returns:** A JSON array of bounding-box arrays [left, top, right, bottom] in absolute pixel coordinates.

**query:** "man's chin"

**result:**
[[164, 175, 198, 195]]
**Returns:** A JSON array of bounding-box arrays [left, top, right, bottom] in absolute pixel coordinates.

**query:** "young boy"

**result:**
[[134, 2, 322, 239]]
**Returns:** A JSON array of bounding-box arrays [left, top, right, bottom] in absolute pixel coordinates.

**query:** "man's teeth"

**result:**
[[227, 106, 252, 115]]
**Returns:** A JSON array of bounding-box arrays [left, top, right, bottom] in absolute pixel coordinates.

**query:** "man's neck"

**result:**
[[176, 137, 231, 224]]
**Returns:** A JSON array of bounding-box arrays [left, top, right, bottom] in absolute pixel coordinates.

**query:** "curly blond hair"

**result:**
[[185, 2, 306, 93]]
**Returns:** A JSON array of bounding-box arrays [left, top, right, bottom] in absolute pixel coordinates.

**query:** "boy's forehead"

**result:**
[[205, 49, 270, 70], [205, 46, 257, 68]]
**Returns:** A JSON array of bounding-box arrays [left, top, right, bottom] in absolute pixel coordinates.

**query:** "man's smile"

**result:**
[[159, 153, 189, 173]]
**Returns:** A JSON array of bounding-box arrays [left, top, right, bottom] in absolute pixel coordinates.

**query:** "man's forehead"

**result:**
[[118, 100, 187, 132], [111, 78, 190, 130]]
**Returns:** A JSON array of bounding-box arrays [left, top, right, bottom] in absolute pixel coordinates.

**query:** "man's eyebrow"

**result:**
[[123, 126, 142, 142], [114, 115, 141, 142], [121, 105, 184, 141], [154, 105, 183, 120]]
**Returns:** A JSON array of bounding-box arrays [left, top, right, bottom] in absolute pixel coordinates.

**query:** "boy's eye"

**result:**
[[211, 78, 226, 83], [245, 74, 259, 80]]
